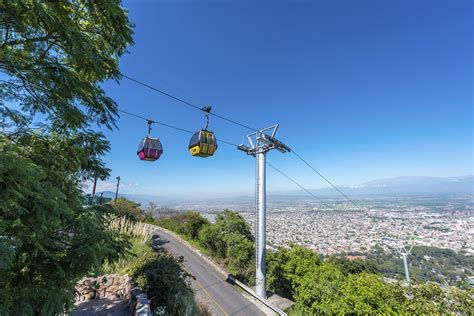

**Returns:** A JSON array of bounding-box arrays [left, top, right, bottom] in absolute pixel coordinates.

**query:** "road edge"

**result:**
[[149, 224, 276, 316]]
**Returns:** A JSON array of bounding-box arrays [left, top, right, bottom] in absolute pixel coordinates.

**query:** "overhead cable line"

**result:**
[[266, 161, 335, 211], [119, 75, 364, 210], [119, 109, 332, 209], [117, 109, 239, 147], [121, 74, 257, 131], [291, 150, 364, 211]]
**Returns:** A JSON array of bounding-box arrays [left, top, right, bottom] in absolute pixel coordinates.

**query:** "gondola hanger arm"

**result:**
[[202, 106, 212, 130]]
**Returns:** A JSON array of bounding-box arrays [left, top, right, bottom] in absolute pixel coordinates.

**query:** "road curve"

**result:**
[[153, 228, 266, 316]]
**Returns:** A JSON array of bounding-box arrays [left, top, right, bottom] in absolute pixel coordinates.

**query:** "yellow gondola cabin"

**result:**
[[189, 130, 217, 157]]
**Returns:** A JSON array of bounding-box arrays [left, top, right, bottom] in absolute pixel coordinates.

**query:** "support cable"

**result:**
[[266, 161, 335, 211], [121, 74, 257, 131], [291, 150, 364, 211], [118, 109, 239, 147]]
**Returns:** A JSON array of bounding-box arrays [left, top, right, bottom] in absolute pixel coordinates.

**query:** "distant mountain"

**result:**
[[97, 175, 473, 206], [310, 175, 473, 196]]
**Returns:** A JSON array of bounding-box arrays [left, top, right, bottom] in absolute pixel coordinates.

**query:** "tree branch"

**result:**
[[3, 35, 55, 47], [38, 40, 56, 61], [48, 235, 73, 247]]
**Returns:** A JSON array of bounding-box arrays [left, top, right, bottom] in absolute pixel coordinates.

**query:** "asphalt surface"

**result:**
[[153, 229, 266, 316]]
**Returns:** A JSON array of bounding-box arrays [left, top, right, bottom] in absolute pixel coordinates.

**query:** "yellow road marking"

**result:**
[[194, 278, 229, 316]]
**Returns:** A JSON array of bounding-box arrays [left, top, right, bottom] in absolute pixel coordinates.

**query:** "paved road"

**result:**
[[154, 229, 266, 316], [72, 298, 131, 316]]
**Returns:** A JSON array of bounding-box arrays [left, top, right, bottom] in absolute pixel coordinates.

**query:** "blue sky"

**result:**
[[95, 0, 472, 197]]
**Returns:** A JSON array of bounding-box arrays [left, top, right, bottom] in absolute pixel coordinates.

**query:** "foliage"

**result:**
[[267, 244, 474, 315], [131, 252, 199, 316], [0, 1, 134, 314], [107, 215, 153, 245], [267, 244, 321, 299], [197, 210, 255, 282], [327, 256, 379, 276], [156, 211, 474, 315], [198, 210, 253, 257], [448, 287, 474, 315], [0, 133, 130, 315], [225, 233, 255, 283], [180, 211, 210, 240], [367, 245, 474, 288], [104, 237, 199, 316], [336, 273, 405, 314], [110, 197, 143, 221], [156, 210, 256, 284], [0, 0, 134, 133]]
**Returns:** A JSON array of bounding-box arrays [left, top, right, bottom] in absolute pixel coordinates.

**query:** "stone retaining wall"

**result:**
[[74, 274, 152, 316], [75, 274, 132, 302]]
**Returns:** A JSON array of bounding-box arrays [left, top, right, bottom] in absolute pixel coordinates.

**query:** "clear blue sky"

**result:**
[[96, 0, 473, 197]]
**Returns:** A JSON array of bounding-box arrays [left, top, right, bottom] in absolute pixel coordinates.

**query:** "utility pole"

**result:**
[[115, 176, 121, 202], [238, 125, 290, 299], [92, 175, 98, 196]]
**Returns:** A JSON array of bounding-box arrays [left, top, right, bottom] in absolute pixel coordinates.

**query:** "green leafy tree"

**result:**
[[403, 282, 449, 314], [180, 211, 210, 240], [128, 252, 199, 315], [199, 221, 227, 258], [267, 244, 322, 299], [267, 248, 293, 298], [199, 210, 253, 259], [225, 233, 255, 283], [0, 0, 133, 131], [328, 256, 379, 275], [0, 1, 134, 314], [214, 210, 254, 241], [337, 273, 405, 315], [293, 263, 345, 315], [448, 287, 474, 315], [0, 132, 130, 315], [111, 197, 143, 221]]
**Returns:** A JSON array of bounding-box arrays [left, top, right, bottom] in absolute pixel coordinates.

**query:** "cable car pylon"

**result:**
[[238, 125, 291, 299]]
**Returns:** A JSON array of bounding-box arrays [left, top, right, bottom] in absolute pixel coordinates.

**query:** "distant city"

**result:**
[[100, 175, 474, 255], [197, 196, 474, 256]]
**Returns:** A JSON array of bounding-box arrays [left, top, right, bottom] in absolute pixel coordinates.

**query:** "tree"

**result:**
[[0, 1, 134, 314], [128, 252, 199, 315], [403, 282, 449, 314], [199, 223, 226, 257], [199, 210, 253, 258], [214, 209, 254, 242], [0, 132, 129, 315], [180, 211, 209, 240], [143, 202, 159, 222], [328, 256, 379, 275], [1, 0, 133, 131], [338, 273, 405, 314], [111, 197, 143, 221], [448, 287, 474, 315], [225, 233, 255, 283], [293, 263, 345, 315], [267, 244, 322, 299]]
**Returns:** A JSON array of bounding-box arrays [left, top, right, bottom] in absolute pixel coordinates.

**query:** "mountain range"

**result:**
[[97, 175, 473, 206], [307, 175, 473, 197]]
